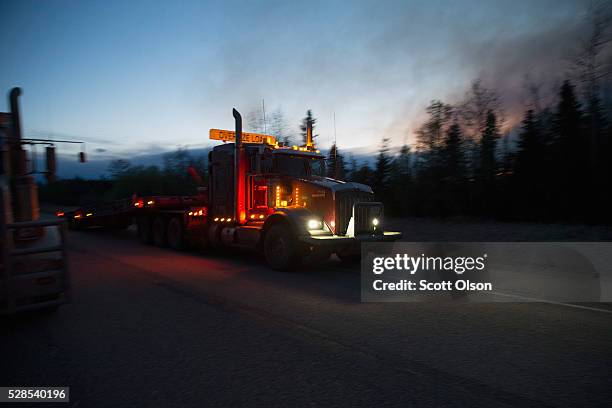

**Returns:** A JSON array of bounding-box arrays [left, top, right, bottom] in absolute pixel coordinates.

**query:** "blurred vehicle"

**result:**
[[1, 88, 72, 314]]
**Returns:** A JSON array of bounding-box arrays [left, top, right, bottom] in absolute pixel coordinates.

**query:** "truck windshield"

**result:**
[[274, 155, 325, 178]]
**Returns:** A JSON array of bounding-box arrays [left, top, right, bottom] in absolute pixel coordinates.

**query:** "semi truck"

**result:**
[[62, 109, 401, 270], [1, 88, 72, 314]]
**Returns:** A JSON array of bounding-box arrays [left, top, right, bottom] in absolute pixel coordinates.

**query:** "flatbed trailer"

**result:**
[[63, 194, 209, 249]]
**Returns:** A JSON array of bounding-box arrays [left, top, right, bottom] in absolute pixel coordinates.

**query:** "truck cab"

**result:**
[[206, 110, 401, 269]]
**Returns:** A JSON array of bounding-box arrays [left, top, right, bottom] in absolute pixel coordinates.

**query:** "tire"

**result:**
[[137, 216, 153, 244], [264, 224, 300, 271], [167, 217, 184, 250], [152, 217, 167, 247]]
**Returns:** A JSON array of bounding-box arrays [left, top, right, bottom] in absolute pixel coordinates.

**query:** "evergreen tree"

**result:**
[[551, 80, 585, 219], [515, 110, 543, 177], [479, 110, 499, 182], [352, 163, 374, 186], [326, 143, 346, 180], [395, 144, 412, 180], [299, 110, 318, 145], [443, 121, 465, 181], [374, 138, 391, 196], [388, 144, 412, 215], [513, 109, 546, 218], [553, 81, 583, 154], [347, 153, 358, 181], [501, 134, 514, 175]]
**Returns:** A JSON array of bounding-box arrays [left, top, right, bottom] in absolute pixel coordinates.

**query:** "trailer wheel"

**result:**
[[167, 217, 184, 250], [137, 216, 153, 244], [152, 217, 167, 247], [264, 224, 299, 271]]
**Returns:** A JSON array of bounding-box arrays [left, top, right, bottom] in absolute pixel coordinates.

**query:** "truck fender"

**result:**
[[259, 208, 316, 247]]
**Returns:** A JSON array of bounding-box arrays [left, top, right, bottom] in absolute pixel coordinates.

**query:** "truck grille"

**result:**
[[335, 191, 374, 235], [353, 202, 384, 235]]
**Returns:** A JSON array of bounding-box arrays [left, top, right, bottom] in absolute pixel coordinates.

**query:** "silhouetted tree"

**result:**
[[299, 110, 318, 144], [346, 153, 358, 181], [515, 110, 543, 176], [388, 144, 413, 214], [479, 110, 499, 182], [459, 79, 502, 138], [352, 163, 374, 186], [514, 110, 546, 217], [373, 138, 391, 196], [551, 80, 586, 218], [442, 121, 466, 181], [327, 143, 347, 180], [416, 101, 453, 151]]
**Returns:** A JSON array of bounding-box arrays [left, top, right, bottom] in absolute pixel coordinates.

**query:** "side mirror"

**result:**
[[46, 146, 56, 182]]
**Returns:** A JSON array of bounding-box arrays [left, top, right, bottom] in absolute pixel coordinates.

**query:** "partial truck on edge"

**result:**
[[1, 88, 72, 314], [61, 109, 401, 270]]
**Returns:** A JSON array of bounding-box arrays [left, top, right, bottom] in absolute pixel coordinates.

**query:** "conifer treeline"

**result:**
[[330, 78, 611, 223]]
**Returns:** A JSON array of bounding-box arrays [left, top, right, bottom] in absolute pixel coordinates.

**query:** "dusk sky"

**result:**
[[1, 0, 589, 161]]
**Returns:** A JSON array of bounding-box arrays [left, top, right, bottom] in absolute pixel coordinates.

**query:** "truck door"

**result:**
[[209, 146, 234, 217]]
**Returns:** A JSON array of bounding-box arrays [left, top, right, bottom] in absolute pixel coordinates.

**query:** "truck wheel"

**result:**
[[264, 224, 300, 271], [137, 216, 153, 244], [167, 217, 184, 250], [152, 217, 167, 247]]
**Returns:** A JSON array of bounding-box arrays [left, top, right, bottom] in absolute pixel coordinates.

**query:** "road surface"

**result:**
[[2, 228, 611, 407]]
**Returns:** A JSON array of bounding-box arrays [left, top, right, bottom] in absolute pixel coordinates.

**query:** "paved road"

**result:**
[[2, 229, 611, 407]]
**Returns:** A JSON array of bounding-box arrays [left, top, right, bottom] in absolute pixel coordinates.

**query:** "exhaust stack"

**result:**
[[232, 108, 245, 224], [9, 88, 22, 143], [7, 87, 39, 221]]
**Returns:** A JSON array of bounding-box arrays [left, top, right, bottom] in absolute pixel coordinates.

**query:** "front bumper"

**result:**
[[301, 231, 402, 247]]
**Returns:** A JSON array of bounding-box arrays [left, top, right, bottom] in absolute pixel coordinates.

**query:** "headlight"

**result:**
[[307, 219, 323, 230], [372, 218, 379, 227]]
